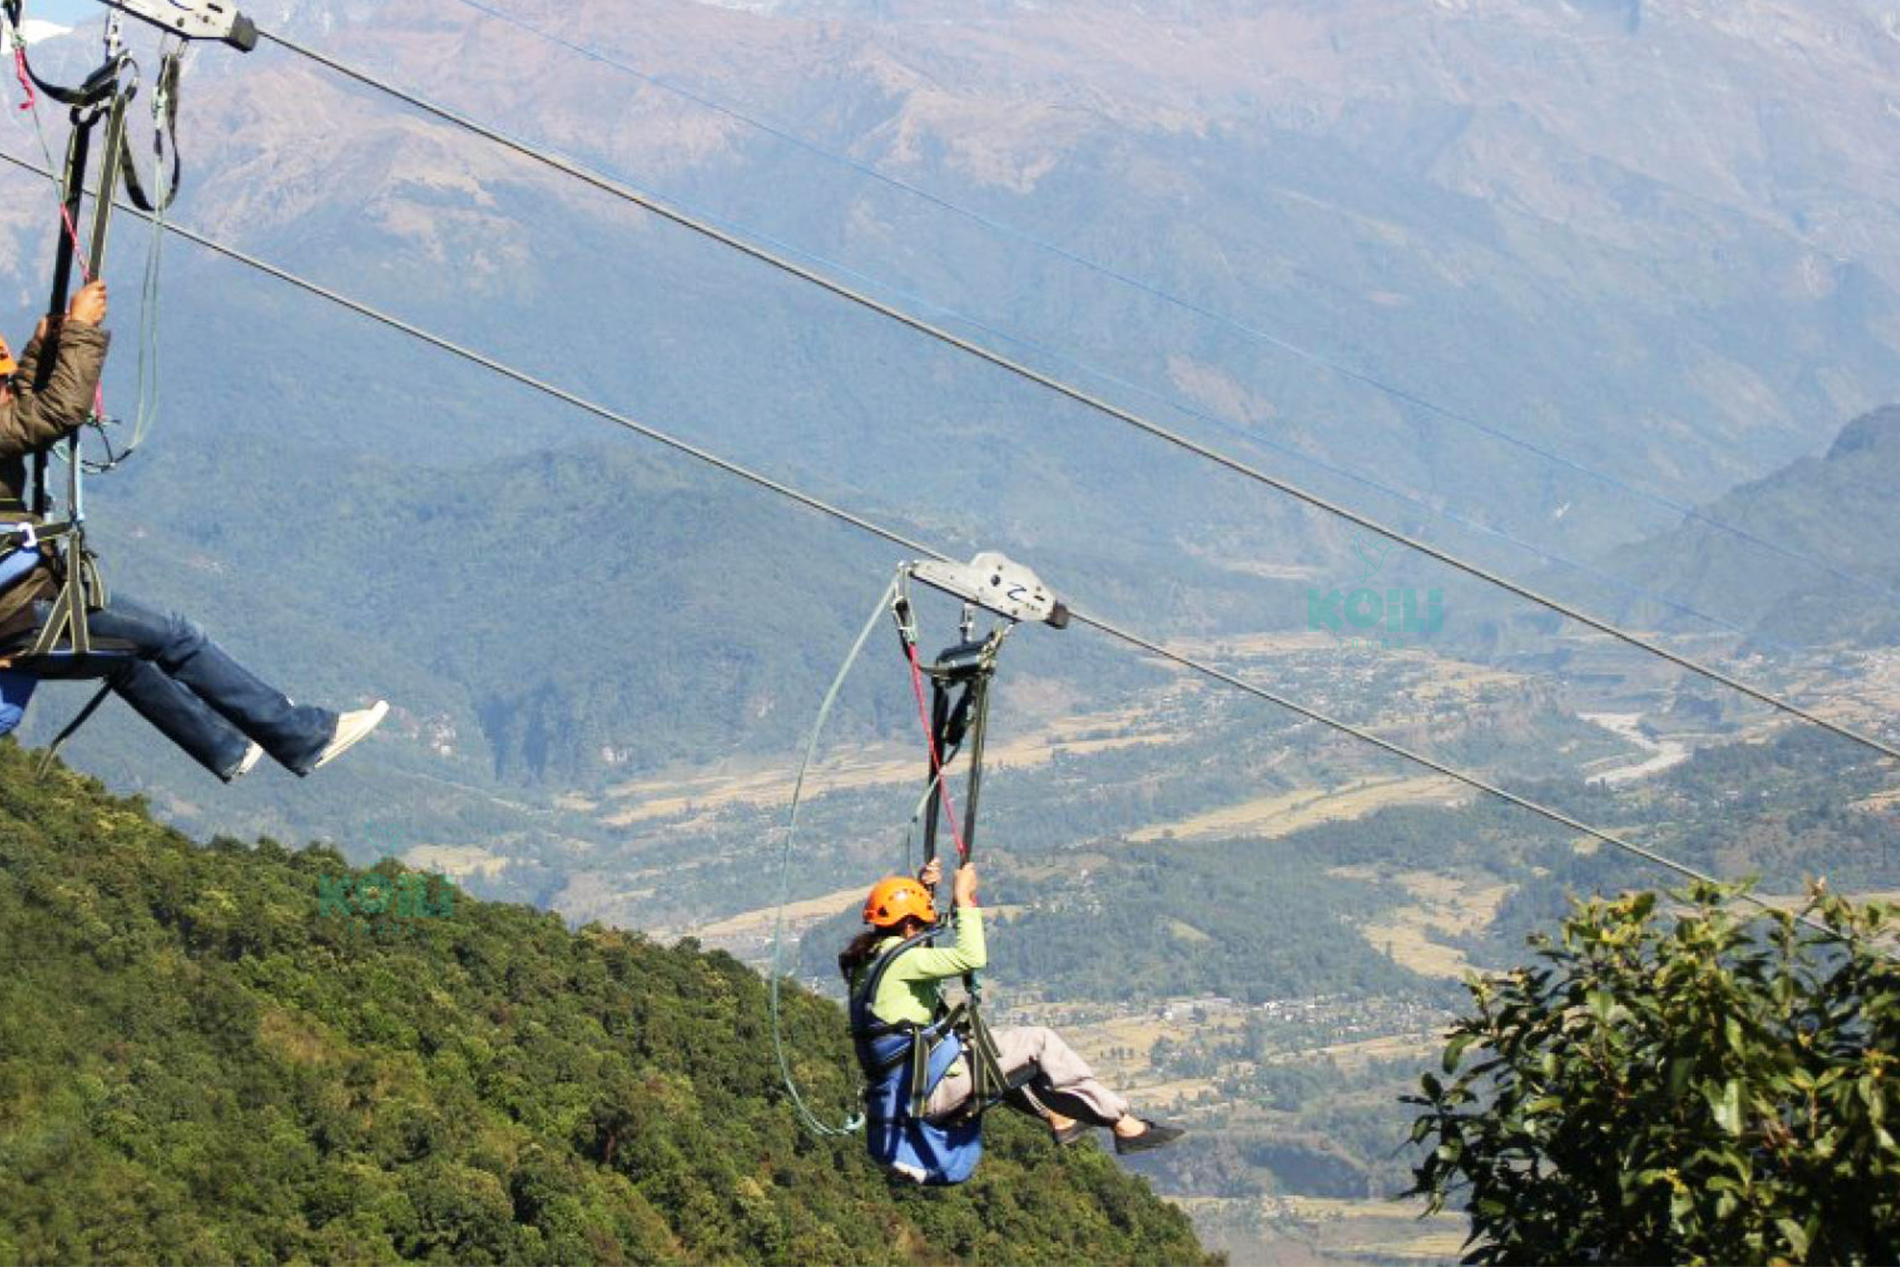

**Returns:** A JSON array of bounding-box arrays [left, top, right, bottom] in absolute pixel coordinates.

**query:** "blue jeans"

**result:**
[[30, 595, 337, 780], [0, 666, 33, 736]]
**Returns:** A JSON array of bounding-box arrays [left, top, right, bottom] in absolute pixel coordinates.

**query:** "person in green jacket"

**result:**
[[841, 858, 1185, 1154]]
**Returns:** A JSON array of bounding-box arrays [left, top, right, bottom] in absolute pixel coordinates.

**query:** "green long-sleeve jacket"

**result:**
[[857, 906, 987, 1027], [0, 321, 110, 638]]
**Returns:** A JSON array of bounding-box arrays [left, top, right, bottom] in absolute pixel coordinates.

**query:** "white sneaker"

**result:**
[[311, 700, 388, 772], [229, 742, 265, 781]]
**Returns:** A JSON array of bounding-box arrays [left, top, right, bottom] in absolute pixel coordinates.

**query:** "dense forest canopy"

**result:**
[[0, 739, 1210, 1264]]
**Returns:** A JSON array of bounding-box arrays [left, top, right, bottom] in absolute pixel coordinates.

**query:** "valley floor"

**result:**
[[411, 631, 1900, 1264]]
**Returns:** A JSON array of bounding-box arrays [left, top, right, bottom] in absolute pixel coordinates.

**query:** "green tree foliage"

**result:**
[[1405, 883, 1900, 1264], [0, 740, 1210, 1265]]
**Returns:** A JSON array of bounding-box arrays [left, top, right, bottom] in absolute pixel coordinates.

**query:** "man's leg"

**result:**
[[81, 594, 338, 773], [0, 667, 38, 737], [108, 659, 255, 780], [26, 598, 252, 778]]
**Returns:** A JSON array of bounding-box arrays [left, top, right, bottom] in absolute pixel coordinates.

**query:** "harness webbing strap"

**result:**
[[120, 51, 181, 213], [962, 1002, 1046, 1109], [848, 922, 1042, 1126], [906, 1017, 933, 1118], [7, 33, 116, 110], [1, 521, 73, 542]]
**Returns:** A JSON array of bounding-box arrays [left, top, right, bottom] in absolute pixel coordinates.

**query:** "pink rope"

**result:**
[[12, 42, 32, 111]]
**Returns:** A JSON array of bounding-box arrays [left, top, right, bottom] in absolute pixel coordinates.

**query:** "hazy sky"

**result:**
[[26, 0, 90, 23]]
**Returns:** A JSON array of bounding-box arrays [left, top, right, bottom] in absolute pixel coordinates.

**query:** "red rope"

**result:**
[[13, 42, 33, 111], [905, 640, 970, 864], [13, 45, 92, 279]]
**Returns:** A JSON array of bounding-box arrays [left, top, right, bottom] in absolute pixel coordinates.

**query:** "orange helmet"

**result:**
[[863, 876, 937, 928]]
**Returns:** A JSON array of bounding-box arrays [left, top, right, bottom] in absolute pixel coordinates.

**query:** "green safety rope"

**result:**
[[768, 575, 898, 1139]]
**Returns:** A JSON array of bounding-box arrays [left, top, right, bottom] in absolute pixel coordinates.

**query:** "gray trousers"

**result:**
[[925, 1025, 1131, 1125]]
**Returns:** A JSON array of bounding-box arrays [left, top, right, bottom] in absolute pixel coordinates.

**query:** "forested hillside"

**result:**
[[0, 739, 1209, 1264]]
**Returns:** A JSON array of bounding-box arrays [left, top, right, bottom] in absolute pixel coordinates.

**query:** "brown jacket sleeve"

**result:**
[[0, 323, 109, 458], [12, 327, 44, 386]]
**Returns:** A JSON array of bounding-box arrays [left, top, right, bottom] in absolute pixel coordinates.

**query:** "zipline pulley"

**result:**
[[892, 551, 1066, 883], [99, 0, 254, 50]]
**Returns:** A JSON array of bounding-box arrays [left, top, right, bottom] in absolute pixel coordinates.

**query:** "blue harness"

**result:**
[[0, 529, 41, 738], [847, 932, 984, 1186], [0, 540, 39, 592], [0, 667, 35, 737]]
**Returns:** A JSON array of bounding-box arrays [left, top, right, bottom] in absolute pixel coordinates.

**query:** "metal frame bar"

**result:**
[[27, 76, 129, 660]]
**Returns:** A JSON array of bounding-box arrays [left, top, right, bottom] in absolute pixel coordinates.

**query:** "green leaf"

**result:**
[[1777, 1218, 1811, 1259], [1704, 1079, 1743, 1136], [1443, 1033, 1475, 1074]]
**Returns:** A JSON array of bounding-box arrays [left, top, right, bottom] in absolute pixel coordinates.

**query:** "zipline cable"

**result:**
[[242, 31, 1900, 764], [0, 145, 1843, 939], [442, 0, 1900, 612], [764, 225, 1836, 668], [18, 7, 1854, 672], [511, 149, 1833, 676]]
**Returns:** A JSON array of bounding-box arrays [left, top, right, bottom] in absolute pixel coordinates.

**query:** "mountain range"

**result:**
[[1605, 405, 1900, 646], [1, 0, 1896, 844]]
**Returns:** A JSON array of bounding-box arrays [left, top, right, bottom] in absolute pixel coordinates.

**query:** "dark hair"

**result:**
[[838, 929, 887, 982], [838, 917, 926, 983]]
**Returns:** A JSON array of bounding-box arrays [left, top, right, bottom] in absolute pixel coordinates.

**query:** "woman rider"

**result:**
[[840, 857, 1185, 1153]]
